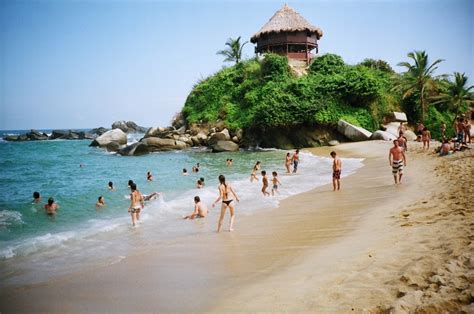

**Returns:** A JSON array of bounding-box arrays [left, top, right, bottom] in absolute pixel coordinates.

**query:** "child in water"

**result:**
[[44, 197, 59, 215], [183, 196, 209, 220], [96, 196, 105, 209], [271, 171, 281, 196], [261, 170, 270, 196]]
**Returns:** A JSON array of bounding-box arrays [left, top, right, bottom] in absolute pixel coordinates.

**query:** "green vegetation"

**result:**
[[216, 36, 248, 65], [183, 49, 473, 142]]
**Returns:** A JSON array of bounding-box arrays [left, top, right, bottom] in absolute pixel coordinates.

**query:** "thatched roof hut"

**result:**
[[251, 4, 323, 65]]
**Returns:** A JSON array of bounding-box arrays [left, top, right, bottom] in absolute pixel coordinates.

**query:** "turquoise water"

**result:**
[[0, 131, 364, 285]]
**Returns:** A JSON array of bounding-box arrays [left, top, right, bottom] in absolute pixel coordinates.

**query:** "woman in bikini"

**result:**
[[212, 175, 239, 232], [250, 161, 261, 182], [128, 183, 144, 226], [285, 152, 292, 173]]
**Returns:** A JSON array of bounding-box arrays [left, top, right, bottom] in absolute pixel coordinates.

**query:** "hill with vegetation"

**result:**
[[181, 48, 473, 147]]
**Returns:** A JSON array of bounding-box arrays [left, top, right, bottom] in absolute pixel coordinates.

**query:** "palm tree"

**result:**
[[216, 36, 248, 65], [395, 50, 444, 121], [431, 72, 474, 122]]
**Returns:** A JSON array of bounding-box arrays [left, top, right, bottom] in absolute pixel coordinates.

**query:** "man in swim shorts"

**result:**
[[183, 196, 209, 220], [389, 140, 407, 184], [330, 151, 342, 191]]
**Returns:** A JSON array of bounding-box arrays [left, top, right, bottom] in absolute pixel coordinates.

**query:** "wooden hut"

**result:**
[[250, 4, 323, 65]]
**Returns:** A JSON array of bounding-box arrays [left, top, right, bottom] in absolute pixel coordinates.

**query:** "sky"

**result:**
[[0, 0, 472, 130]]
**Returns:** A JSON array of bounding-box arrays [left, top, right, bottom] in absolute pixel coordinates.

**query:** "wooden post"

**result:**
[[305, 43, 309, 65]]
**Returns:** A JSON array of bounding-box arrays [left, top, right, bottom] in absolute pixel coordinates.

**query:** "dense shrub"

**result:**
[[309, 53, 346, 74]]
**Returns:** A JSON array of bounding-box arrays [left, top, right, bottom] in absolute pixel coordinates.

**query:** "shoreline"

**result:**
[[0, 141, 472, 312]]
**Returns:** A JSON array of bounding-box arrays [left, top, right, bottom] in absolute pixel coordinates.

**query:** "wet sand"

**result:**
[[0, 141, 472, 312]]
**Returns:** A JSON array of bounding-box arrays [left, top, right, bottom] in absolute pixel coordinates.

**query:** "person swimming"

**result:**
[[196, 177, 205, 189], [44, 197, 59, 215], [182, 168, 189, 176], [108, 181, 114, 190], [32, 191, 41, 204], [96, 196, 105, 209], [147, 171, 154, 181]]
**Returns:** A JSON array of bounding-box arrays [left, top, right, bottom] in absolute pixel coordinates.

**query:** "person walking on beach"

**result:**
[[389, 140, 407, 184], [128, 183, 144, 226], [440, 122, 447, 140], [292, 149, 300, 173], [330, 151, 342, 191], [44, 197, 59, 215], [32, 191, 41, 204], [250, 161, 261, 182], [261, 170, 270, 196], [464, 118, 471, 143], [285, 152, 292, 173], [397, 132, 408, 152], [416, 122, 424, 142], [271, 171, 281, 196], [397, 122, 406, 135], [421, 127, 431, 150], [183, 196, 209, 220], [212, 175, 239, 232], [455, 118, 465, 145]]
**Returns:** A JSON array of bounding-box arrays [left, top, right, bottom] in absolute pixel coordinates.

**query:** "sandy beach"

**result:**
[[0, 140, 472, 312]]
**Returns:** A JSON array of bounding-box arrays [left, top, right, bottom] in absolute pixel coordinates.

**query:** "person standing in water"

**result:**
[[389, 140, 407, 184], [250, 161, 261, 182], [96, 196, 105, 209], [32, 191, 41, 204], [330, 151, 342, 191], [271, 171, 281, 196], [44, 197, 59, 215], [147, 171, 154, 181], [128, 183, 144, 226], [292, 149, 300, 173], [285, 152, 292, 173], [261, 170, 270, 196], [212, 175, 239, 232]]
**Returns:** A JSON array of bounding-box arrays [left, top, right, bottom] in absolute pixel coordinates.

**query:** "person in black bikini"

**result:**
[[212, 175, 239, 232]]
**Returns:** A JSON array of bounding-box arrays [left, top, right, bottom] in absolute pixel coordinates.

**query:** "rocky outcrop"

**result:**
[[211, 140, 239, 152], [337, 120, 372, 142], [89, 129, 127, 147], [140, 137, 180, 151], [117, 142, 150, 156], [90, 127, 109, 136], [4, 130, 48, 141], [50, 130, 95, 140], [371, 130, 397, 141], [386, 112, 408, 123], [111, 121, 148, 133]]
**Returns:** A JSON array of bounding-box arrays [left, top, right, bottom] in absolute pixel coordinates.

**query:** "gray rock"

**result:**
[[27, 130, 48, 140], [112, 121, 147, 133], [190, 136, 200, 146], [232, 136, 239, 143], [90, 127, 109, 136], [118, 142, 150, 156], [235, 129, 244, 141], [90, 129, 127, 147], [178, 136, 192, 146], [3, 135, 19, 141], [141, 137, 177, 151], [176, 126, 186, 135], [144, 127, 159, 138], [175, 140, 188, 149], [387, 112, 408, 122], [328, 140, 340, 146], [370, 130, 397, 141], [212, 140, 239, 152], [208, 132, 228, 146], [105, 142, 121, 152], [221, 128, 231, 141], [196, 131, 208, 145], [337, 120, 372, 141]]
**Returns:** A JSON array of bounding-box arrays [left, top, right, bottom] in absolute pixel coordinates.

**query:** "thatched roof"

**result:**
[[251, 4, 323, 43]]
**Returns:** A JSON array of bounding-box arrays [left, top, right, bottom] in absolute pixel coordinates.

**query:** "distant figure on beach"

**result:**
[[44, 197, 59, 215], [440, 122, 447, 139], [183, 196, 209, 220], [261, 170, 270, 196], [421, 127, 431, 150], [196, 177, 205, 189], [182, 168, 189, 176], [147, 171, 154, 181], [397, 132, 408, 152], [455, 118, 464, 144], [292, 149, 300, 173], [108, 181, 115, 190], [397, 122, 406, 135], [143, 192, 160, 201], [96, 196, 105, 209], [389, 140, 407, 184], [213, 175, 239, 232], [464, 118, 471, 143], [128, 183, 144, 226], [285, 152, 292, 173], [330, 151, 342, 191], [439, 139, 453, 156], [250, 161, 261, 182], [32, 191, 41, 204], [416, 122, 424, 142], [271, 171, 281, 196]]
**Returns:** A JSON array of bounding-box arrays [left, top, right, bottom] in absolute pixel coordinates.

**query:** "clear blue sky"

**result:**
[[0, 0, 472, 130]]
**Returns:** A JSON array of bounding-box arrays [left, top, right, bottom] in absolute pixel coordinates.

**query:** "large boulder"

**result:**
[[328, 140, 340, 146], [384, 122, 417, 141], [175, 140, 188, 150], [90, 127, 109, 136], [27, 130, 48, 140], [118, 142, 150, 156], [370, 130, 397, 141], [105, 142, 121, 152], [112, 121, 147, 133], [89, 129, 127, 147], [211, 140, 239, 152], [50, 130, 69, 140], [220, 128, 231, 141], [208, 131, 229, 146], [3, 135, 19, 141], [196, 131, 208, 145], [386, 112, 408, 123], [337, 120, 372, 142], [140, 137, 178, 151]]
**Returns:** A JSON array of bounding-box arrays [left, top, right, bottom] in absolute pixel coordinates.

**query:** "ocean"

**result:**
[[0, 130, 364, 286]]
